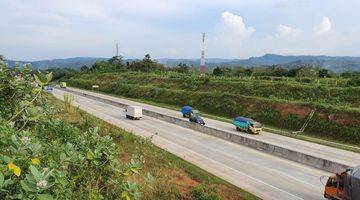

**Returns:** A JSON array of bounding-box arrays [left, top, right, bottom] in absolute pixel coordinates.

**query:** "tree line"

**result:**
[[2, 54, 359, 84]]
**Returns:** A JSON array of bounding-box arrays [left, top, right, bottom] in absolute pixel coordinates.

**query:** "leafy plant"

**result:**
[[0, 62, 144, 199]]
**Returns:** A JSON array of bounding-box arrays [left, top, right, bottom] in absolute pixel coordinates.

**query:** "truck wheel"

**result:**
[[183, 114, 187, 118], [236, 127, 240, 131]]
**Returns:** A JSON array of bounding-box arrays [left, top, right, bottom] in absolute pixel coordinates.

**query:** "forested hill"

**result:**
[[157, 54, 360, 72], [5, 57, 107, 69], [6, 54, 360, 72]]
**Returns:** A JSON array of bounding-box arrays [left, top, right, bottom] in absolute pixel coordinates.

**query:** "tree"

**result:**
[[80, 65, 89, 72], [244, 68, 253, 76], [127, 54, 164, 72], [287, 68, 300, 77], [109, 56, 125, 70], [273, 66, 287, 77], [143, 54, 159, 72], [174, 63, 190, 73], [213, 67, 223, 76], [297, 66, 318, 77], [318, 68, 329, 78], [212, 66, 232, 76], [143, 54, 152, 63]]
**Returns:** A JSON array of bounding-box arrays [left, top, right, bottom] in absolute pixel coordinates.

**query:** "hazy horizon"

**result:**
[[8, 53, 360, 62]]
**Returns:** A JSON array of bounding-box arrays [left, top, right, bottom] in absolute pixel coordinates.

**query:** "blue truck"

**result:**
[[181, 106, 205, 125], [44, 85, 53, 92], [233, 117, 262, 134]]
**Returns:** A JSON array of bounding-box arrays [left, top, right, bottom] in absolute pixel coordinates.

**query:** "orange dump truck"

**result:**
[[324, 165, 360, 200]]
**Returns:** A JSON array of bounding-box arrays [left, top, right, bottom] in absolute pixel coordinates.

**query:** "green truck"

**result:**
[[233, 117, 262, 134], [60, 82, 67, 88]]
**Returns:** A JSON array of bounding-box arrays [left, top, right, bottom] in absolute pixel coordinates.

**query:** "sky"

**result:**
[[1, 0, 360, 60]]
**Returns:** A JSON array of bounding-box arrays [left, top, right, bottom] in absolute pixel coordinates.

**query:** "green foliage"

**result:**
[[63, 93, 75, 113], [212, 67, 232, 76], [0, 62, 143, 199], [189, 185, 221, 200], [347, 77, 360, 87], [127, 54, 165, 72], [170, 63, 191, 73]]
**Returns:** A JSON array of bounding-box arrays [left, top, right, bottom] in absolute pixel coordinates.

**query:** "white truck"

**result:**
[[125, 106, 142, 120]]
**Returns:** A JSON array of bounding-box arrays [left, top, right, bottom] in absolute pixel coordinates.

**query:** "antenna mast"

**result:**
[[200, 33, 206, 73], [116, 43, 119, 57]]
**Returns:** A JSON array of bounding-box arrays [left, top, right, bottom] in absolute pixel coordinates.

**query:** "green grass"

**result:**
[[70, 87, 360, 153], [71, 72, 360, 109], [49, 94, 260, 200]]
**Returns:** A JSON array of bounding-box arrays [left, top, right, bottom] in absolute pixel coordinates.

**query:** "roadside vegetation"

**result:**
[[0, 58, 258, 199], [54, 55, 359, 145]]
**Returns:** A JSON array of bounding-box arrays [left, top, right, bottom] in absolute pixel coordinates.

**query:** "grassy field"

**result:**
[[49, 94, 259, 200], [64, 71, 360, 144]]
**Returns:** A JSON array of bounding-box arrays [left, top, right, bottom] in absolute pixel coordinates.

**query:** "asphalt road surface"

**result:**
[[53, 88, 334, 200], [64, 87, 360, 168]]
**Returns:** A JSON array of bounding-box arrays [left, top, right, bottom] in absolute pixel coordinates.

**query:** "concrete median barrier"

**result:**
[[61, 87, 350, 173]]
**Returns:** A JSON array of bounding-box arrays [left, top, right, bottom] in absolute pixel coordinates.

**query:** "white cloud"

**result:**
[[277, 24, 300, 37], [313, 17, 332, 35], [2, 1, 360, 60], [220, 11, 255, 37], [210, 12, 255, 57]]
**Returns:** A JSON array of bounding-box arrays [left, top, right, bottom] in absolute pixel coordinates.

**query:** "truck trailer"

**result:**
[[181, 106, 195, 118], [324, 165, 360, 200], [181, 106, 205, 125], [125, 106, 142, 120]]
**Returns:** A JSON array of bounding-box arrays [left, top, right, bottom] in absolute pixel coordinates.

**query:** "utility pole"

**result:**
[[200, 33, 206, 73], [116, 43, 119, 57]]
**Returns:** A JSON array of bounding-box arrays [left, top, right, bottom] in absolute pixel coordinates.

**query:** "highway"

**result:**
[[64, 87, 360, 168], [53, 88, 335, 200]]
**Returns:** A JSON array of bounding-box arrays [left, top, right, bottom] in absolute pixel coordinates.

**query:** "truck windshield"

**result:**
[[326, 177, 338, 187], [251, 122, 262, 128], [192, 110, 199, 114]]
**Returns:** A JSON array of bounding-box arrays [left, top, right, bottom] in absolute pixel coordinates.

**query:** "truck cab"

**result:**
[[189, 110, 205, 125], [324, 166, 360, 200], [324, 172, 348, 199], [44, 84, 53, 92], [60, 82, 67, 88], [181, 106, 194, 118]]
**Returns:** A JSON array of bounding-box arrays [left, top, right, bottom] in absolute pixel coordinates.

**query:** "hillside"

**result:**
[[6, 54, 360, 72], [6, 57, 107, 69], [157, 54, 360, 72]]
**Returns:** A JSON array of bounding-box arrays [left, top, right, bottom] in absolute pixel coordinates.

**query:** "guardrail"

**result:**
[[59, 87, 350, 173]]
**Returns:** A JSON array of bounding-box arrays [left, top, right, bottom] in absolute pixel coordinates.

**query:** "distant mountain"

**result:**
[[156, 54, 360, 73], [6, 54, 360, 73], [6, 57, 107, 70]]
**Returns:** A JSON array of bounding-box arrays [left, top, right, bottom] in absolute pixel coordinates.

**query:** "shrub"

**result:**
[[0, 63, 143, 199]]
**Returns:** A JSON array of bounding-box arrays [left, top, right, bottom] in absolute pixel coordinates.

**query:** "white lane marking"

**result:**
[[69, 90, 327, 186], [55, 90, 314, 200], [139, 117, 323, 190], [62, 89, 327, 189]]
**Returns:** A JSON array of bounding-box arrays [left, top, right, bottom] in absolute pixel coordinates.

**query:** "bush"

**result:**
[[189, 185, 221, 200], [0, 63, 143, 199]]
